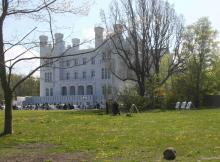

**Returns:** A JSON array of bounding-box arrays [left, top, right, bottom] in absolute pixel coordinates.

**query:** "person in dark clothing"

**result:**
[[112, 101, 120, 115], [63, 104, 67, 110], [106, 101, 109, 114], [96, 103, 100, 109]]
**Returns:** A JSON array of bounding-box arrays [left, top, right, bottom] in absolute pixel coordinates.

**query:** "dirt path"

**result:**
[[0, 144, 94, 162]]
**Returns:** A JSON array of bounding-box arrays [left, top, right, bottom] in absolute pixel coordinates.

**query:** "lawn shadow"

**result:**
[[0, 131, 10, 137], [142, 107, 220, 113], [0, 132, 4, 137]]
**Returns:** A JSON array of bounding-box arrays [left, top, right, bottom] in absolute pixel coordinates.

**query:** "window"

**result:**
[[83, 58, 86, 65], [66, 60, 70, 67], [46, 88, 49, 96], [91, 57, 95, 64], [102, 85, 111, 95], [102, 85, 106, 95], [74, 58, 78, 66], [107, 85, 112, 94], [74, 72, 78, 79], [101, 68, 104, 79], [101, 68, 111, 80], [61, 86, 67, 96], [86, 85, 93, 95], [70, 86, 75, 95], [45, 72, 52, 82], [66, 72, 70, 80], [108, 69, 111, 79], [83, 71, 86, 79], [50, 88, 53, 96], [104, 68, 107, 79], [78, 86, 84, 95], [91, 70, 95, 78], [49, 72, 52, 81], [102, 53, 106, 60], [45, 73, 47, 82]]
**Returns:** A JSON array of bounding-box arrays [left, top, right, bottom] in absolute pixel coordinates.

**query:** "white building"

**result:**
[[26, 26, 130, 106]]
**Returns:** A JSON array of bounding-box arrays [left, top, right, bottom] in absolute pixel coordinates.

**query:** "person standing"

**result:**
[[112, 100, 120, 115], [106, 101, 109, 114]]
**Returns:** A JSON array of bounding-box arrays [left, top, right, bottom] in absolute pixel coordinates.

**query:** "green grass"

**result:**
[[0, 109, 220, 161]]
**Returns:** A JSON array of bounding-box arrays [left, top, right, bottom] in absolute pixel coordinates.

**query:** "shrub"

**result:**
[[118, 88, 149, 112]]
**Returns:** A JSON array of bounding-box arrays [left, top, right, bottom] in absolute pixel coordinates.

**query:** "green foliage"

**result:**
[[1, 109, 220, 161], [143, 54, 174, 109], [0, 87, 3, 102], [205, 55, 220, 95], [0, 74, 39, 101], [162, 17, 220, 107], [164, 54, 220, 107], [166, 74, 196, 104], [13, 75, 40, 97], [180, 17, 218, 107], [118, 87, 149, 111]]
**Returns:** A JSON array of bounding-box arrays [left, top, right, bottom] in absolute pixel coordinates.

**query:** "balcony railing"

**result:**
[[60, 77, 96, 82]]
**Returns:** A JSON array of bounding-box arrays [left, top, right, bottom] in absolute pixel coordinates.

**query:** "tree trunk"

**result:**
[[195, 80, 200, 108], [0, 16, 13, 135], [3, 92, 13, 134], [0, 26, 13, 134], [195, 69, 201, 108], [137, 81, 145, 97]]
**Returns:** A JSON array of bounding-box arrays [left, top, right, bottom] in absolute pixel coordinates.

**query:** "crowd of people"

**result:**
[[0, 102, 106, 111], [0, 100, 121, 115]]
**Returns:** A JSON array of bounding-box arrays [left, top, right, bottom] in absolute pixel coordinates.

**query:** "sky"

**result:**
[[67, 0, 220, 43], [4, 0, 220, 76]]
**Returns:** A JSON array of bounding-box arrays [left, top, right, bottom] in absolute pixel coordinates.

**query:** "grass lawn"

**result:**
[[0, 109, 220, 161]]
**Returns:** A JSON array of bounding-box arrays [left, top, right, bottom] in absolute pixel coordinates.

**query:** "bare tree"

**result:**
[[101, 0, 184, 98], [0, 0, 94, 135]]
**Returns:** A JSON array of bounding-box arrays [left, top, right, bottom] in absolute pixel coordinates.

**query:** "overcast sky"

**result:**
[[4, 0, 220, 76]]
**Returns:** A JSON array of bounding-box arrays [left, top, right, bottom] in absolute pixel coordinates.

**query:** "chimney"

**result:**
[[54, 33, 65, 55], [72, 38, 80, 50], [39, 35, 50, 61], [55, 33, 64, 43], [94, 26, 104, 48], [39, 35, 48, 46]]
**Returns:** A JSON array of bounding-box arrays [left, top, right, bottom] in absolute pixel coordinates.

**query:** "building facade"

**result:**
[[27, 26, 129, 106]]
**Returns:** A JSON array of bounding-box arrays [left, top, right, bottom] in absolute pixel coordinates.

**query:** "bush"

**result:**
[[118, 88, 149, 112], [119, 95, 149, 112]]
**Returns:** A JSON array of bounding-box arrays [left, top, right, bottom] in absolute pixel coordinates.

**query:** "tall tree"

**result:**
[[101, 0, 184, 98], [0, 0, 91, 135], [182, 17, 218, 107]]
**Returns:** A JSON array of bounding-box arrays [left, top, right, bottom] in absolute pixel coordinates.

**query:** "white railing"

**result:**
[[60, 77, 96, 82], [25, 95, 94, 105]]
